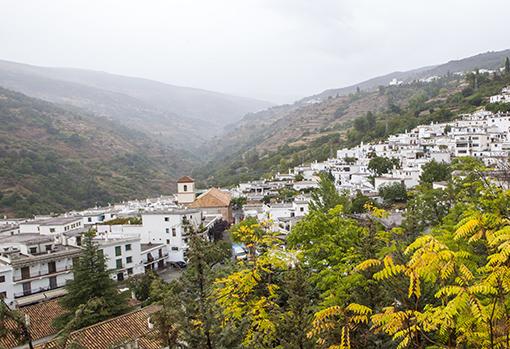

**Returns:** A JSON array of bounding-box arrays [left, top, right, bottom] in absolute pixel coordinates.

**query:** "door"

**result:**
[[117, 272, 124, 282], [21, 266, 30, 280], [49, 276, 57, 289], [48, 261, 56, 274], [22, 282, 31, 296]]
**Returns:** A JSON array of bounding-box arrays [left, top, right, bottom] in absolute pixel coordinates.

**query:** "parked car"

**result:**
[[170, 261, 187, 269]]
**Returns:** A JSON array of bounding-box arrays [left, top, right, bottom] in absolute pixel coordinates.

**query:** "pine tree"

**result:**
[[151, 231, 233, 349], [55, 230, 129, 330], [310, 172, 348, 212], [505, 57, 510, 74]]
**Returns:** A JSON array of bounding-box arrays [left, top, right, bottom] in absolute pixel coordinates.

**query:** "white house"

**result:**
[[92, 233, 144, 282], [20, 216, 84, 236], [140, 209, 203, 262], [0, 234, 81, 308]]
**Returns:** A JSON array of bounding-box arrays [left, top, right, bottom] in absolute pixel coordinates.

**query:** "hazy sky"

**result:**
[[1, 0, 509, 103]]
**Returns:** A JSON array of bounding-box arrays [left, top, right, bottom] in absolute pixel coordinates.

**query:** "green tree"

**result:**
[[505, 56, 510, 74], [368, 156, 398, 176], [129, 271, 160, 305], [55, 230, 129, 331], [378, 182, 407, 204], [419, 159, 451, 184], [310, 172, 348, 212], [151, 232, 233, 349]]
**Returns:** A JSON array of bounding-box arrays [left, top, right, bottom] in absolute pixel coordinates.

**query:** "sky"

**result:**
[[1, 0, 509, 103]]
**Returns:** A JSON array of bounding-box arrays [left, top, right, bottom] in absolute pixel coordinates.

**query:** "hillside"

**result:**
[[0, 87, 195, 217], [0, 60, 273, 149], [196, 51, 510, 187], [308, 48, 510, 101]]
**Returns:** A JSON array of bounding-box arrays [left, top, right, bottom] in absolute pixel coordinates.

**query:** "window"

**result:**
[[116, 259, 123, 269], [115, 246, 122, 256], [127, 268, 133, 275], [183, 184, 188, 192], [300, 207, 304, 212], [49, 228, 56, 233], [45, 244, 52, 251], [88, 217, 92, 222], [125, 244, 132, 251], [126, 256, 132, 264], [0, 275, 5, 283], [164, 217, 169, 222], [165, 228, 170, 234], [29, 247, 37, 254], [171, 247, 179, 251], [166, 239, 170, 244], [172, 228, 176, 237]]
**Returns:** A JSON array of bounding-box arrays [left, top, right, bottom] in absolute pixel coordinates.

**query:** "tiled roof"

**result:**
[[0, 298, 65, 349], [190, 188, 231, 208], [177, 176, 194, 183], [38, 305, 163, 349]]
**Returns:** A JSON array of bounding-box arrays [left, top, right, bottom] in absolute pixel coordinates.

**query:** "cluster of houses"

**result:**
[[490, 86, 510, 104], [3, 87, 510, 348], [0, 176, 232, 310]]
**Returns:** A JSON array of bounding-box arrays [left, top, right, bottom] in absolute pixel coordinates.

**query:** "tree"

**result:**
[[505, 56, 510, 74], [151, 231, 233, 349], [310, 172, 349, 212], [215, 219, 313, 348], [129, 271, 160, 304], [378, 182, 408, 204], [55, 230, 129, 331], [419, 159, 451, 184], [0, 300, 34, 349], [368, 156, 398, 177]]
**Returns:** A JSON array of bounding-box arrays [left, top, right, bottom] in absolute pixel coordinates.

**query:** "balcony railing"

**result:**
[[14, 283, 67, 298], [13, 267, 72, 283], [143, 254, 169, 265]]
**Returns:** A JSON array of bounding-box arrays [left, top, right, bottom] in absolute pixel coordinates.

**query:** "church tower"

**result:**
[[176, 176, 196, 204]]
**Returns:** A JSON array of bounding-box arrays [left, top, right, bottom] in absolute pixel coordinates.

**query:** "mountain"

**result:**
[[0, 87, 195, 217], [196, 49, 510, 186], [0, 60, 273, 149]]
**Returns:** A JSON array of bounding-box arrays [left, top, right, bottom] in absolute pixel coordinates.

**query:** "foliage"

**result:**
[[368, 156, 399, 177], [378, 182, 408, 205], [55, 230, 129, 332], [231, 196, 247, 210], [0, 299, 34, 349], [310, 172, 349, 213], [419, 159, 451, 184], [151, 231, 233, 349], [128, 271, 160, 305]]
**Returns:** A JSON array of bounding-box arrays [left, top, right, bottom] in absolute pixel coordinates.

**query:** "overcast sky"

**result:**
[[1, 0, 509, 103]]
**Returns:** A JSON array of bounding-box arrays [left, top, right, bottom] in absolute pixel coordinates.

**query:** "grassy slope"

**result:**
[[196, 72, 510, 187], [0, 87, 195, 217]]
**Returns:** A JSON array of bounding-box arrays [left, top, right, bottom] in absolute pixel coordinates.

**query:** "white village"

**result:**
[[1, 85, 510, 317]]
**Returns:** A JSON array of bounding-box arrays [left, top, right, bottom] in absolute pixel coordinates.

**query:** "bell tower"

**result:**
[[176, 176, 195, 204]]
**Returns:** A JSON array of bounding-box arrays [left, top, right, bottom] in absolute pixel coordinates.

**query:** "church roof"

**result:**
[[190, 188, 231, 208], [177, 176, 194, 183]]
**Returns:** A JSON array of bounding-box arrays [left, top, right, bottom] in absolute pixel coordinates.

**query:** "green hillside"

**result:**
[[0, 87, 194, 217], [195, 68, 510, 187]]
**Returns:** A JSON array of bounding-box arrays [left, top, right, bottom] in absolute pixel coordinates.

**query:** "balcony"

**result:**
[[143, 253, 169, 266], [14, 282, 67, 298], [13, 267, 73, 283]]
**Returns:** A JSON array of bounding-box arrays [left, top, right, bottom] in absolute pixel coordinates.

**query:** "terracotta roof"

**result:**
[[190, 188, 231, 208], [177, 176, 194, 183], [38, 304, 163, 349], [0, 298, 65, 349]]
